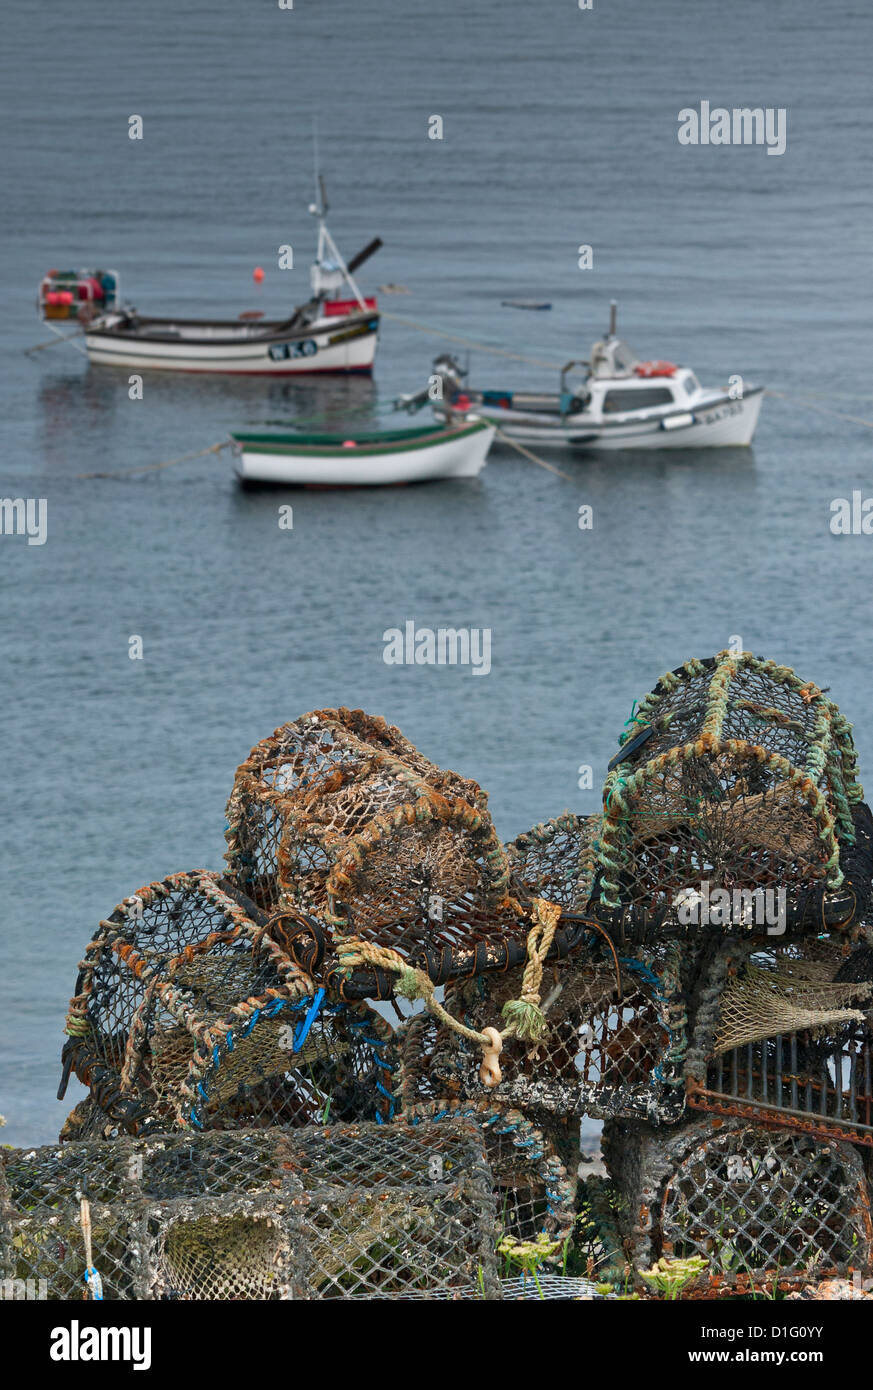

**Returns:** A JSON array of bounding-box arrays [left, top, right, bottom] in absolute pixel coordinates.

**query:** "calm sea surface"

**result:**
[[1, 0, 872, 1143]]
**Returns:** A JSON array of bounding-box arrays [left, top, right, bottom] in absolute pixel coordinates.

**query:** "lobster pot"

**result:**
[[402, 1099, 575, 1250], [61, 872, 395, 1137], [282, 1120, 500, 1299], [506, 812, 602, 913], [685, 935, 873, 1146], [397, 941, 688, 1129], [0, 1141, 143, 1300], [590, 653, 872, 941], [223, 706, 487, 915], [603, 1114, 873, 1291], [224, 709, 545, 999], [0, 1124, 501, 1301]]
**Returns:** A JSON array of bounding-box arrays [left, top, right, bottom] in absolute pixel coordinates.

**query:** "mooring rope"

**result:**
[[380, 310, 564, 368], [764, 389, 873, 430], [77, 440, 231, 480], [24, 330, 89, 358], [492, 426, 574, 480]]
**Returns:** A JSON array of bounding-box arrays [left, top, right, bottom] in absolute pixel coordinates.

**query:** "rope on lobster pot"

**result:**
[[335, 897, 575, 1088]]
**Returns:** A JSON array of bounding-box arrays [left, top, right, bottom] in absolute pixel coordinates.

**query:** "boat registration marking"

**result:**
[[269, 338, 318, 362], [699, 401, 743, 425]]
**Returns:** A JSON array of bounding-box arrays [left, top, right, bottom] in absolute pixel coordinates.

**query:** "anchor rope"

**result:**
[[77, 440, 231, 480]]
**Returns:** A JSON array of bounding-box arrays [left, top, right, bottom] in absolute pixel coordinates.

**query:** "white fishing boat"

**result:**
[[37, 181, 381, 376], [231, 417, 495, 487], [401, 304, 763, 450]]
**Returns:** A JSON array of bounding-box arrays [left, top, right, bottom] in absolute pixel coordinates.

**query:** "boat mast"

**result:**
[[308, 120, 367, 311]]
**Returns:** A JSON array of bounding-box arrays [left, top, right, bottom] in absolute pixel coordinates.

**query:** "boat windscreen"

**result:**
[[590, 337, 640, 378]]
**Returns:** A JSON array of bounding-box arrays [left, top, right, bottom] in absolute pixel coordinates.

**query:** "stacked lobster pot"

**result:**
[[221, 708, 579, 1252], [581, 652, 873, 1293], [1, 1123, 505, 1300], [56, 669, 873, 1297], [57, 709, 582, 1295]]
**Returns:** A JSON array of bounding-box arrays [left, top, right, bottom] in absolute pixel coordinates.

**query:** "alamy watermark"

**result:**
[[50, 1321, 151, 1370], [674, 882, 787, 935], [383, 622, 491, 676], [678, 101, 787, 156], [0, 497, 47, 545], [1, 1278, 47, 1299], [830, 491, 873, 534]]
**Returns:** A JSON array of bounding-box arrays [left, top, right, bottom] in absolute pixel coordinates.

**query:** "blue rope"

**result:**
[[292, 988, 326, 1053], [242, 1008, 261, 1037]]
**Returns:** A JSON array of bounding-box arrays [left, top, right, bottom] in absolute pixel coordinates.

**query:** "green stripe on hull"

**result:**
[[231, 420, 485, 456]]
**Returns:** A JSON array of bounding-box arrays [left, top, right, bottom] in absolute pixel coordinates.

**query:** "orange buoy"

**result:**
[[634, 360, 677, 378], [253, 266, 265, 284]]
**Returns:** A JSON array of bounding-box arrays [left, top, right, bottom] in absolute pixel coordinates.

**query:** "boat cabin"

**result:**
[[574, 338, 702, 419], [435, 337, 703, 424]]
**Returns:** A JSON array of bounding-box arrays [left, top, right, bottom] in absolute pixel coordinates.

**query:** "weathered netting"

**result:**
[[223, 709, 568, 999], [603, 1116, 873, 1289], [1, 1124, 502, 1300], [714, 967, 871, 1051], [589, 653, 872, 941], [506, 812, 602, 913], [498, 1273, 606, 1299], [60, 872, 396, 1136], [685, 935, 873, 1145], [224, 707, 487, 913], [397, 940, 688, 1126], [401, 1099, 576, 1251], [397, 1008, 581, 1192]]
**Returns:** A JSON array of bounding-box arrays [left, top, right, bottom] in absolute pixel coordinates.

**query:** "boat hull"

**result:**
[[84, 312, 379, 375], [233, 420, 495, 486], [455, 387, 764, 450]]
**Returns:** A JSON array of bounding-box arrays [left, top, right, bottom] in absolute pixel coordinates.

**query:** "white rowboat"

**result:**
[[231, 418, 496, 487]]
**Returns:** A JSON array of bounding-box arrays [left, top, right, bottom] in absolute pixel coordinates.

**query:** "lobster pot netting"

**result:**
[[685, 935, 873, 1146], [223, 706, 487, 916], [61, 872, 396, 1137], [589, 653, 872, 942], [506, 813, 602, 914], [0, 1124, 501, 1301], [397, 941, 688, 1128], [224, 708, 557, 1000], [401, 1099, 576, 1252], [603, 1116, 873, 1290], [398, 1009, 581, 1188]]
